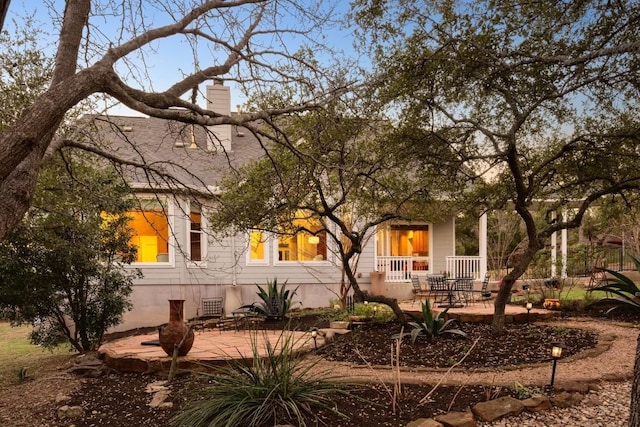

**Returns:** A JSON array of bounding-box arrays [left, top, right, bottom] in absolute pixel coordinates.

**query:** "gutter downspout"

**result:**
[[231, 233, 237, 286]]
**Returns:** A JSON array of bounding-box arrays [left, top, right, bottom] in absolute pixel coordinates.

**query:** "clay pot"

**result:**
[[543, 298, 561, 310], [158, 299, 194, 356]]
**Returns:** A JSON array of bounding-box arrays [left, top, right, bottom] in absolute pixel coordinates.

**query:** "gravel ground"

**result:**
[[313, 317, 639, 426], [478, 381, 631, 427]]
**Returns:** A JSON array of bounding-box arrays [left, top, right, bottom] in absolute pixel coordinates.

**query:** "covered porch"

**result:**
[[374, 212, 573, 284], [376, 255, 483, 282]]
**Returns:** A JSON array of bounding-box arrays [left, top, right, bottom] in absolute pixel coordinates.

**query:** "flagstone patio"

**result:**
[[99, 302, 559, 373]]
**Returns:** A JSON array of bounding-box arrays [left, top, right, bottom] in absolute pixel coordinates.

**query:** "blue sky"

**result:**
[[5, 0, 362, 116]]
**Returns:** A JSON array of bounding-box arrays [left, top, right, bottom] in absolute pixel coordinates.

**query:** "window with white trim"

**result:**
[[247, 230, 269, 264], [188, 201, 206, 263], [276, 212, 327, 262], [127, 198, 171, 263]]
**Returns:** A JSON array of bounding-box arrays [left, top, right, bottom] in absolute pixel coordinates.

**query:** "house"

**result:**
[[94, 81, 485, 331]]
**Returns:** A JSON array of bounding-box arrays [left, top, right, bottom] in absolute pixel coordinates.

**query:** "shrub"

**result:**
[[0, 153, 139, 352], [173, 331, 352, 427]]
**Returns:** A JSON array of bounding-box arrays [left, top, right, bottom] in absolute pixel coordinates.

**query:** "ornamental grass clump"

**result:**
[[173, 330, 351, 427]]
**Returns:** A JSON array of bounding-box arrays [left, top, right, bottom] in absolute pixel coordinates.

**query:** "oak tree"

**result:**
[[0, 0, 349, 241], [208, 95, 457, 321], [354, 0, 640, 333]]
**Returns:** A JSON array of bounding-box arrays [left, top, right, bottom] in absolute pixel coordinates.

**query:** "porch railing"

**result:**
[[376, 256, 430, 282], [445, 256, 482, 279]]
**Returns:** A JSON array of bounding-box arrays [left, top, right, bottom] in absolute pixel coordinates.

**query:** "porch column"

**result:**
[[551, 212, 557, 278], [479, 212, 487, 279], [561, 210, 568, 278]]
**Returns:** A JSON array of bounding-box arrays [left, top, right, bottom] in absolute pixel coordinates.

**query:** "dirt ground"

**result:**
[[0, 306, 637, 427]]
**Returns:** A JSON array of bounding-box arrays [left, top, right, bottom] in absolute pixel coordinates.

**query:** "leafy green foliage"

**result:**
[[0, 150, 139, 352], [253, 278, 299, 320], [353, 0, 640, 333], [173, 331, 352, 427], [0, 19, 53, 132], [351, 302, 374, 318], [590, 256, 640, 312], [207, 96, 454, 322], [402, 302, 467, 343]]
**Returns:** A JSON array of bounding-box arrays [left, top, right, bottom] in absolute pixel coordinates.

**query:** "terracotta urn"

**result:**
[[158, 299, 194, 356], [543, 298, 561, 310]]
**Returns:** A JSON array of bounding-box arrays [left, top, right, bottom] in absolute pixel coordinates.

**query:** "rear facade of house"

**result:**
[[96, 81, 459, 332]]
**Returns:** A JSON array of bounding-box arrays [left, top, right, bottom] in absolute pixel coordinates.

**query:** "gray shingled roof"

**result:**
[[90, 115, 264, 193]]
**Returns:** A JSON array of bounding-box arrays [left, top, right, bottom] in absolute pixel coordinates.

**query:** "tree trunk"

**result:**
[[0, 152, 43, 241], [630, 333, 640, 427], [0, 69, 104, 241], [341, 250, 407, 323], [491, 238, 542, 335]]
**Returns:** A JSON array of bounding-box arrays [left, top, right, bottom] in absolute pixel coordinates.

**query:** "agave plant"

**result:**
[[253, 278, 299, 320], [590, 256, 640, 313], [403, 302, 467, 343]]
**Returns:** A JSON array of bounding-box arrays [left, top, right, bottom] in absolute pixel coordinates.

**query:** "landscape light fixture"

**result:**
[[549, 342, 564, 387], [373, 305, 378, 317], [526, 301, 532, 313], [311, 329, 318, 350]]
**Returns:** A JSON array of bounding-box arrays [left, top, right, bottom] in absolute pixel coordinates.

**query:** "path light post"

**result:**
[[311, 329, 318, 350], [526, 301, 532, 322], [373, 305, 378, 318], [549, 342, 564, 387]]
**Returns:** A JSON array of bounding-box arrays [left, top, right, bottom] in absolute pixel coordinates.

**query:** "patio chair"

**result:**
[[411, 276, 430, 305], [427, 275, 449, 307], [470, 273, 492, 306], [201, 297, 224, 318], [454, 277, 474, 306], [190, 297, 225, 331]]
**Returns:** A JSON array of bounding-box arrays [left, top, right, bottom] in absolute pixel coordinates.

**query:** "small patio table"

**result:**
[[231, 306, 261, 331], [438, 278, 465, 308]]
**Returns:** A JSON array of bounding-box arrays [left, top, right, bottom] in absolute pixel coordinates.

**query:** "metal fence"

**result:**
[[518, 245, 635, 280]]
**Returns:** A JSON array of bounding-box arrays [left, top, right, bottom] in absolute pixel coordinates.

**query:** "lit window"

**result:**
[[377, 225, 429, 257], [277, 213, 327, 262], [189, 202, 205, 262], [248, 230, 268, 263], [128, 199, 170, 263]]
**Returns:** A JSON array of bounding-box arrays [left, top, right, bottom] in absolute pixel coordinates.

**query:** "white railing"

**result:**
[[376, 256, 430, 282], [446, 256, 481, 279]]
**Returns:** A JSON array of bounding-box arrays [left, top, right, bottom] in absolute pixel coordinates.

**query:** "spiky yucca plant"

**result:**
[[173, 330, 351, 427]]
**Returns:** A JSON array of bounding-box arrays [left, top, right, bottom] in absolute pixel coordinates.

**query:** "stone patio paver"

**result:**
[[98, 302, 556, 373], [99, 328, 322, 372]]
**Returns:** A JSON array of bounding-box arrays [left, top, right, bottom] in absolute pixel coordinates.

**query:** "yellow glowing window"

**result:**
[[377, 225, 429, 257], [127, 200, 169, 263], [277, 212, 327, 262], [249, 230, 265, 261]]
